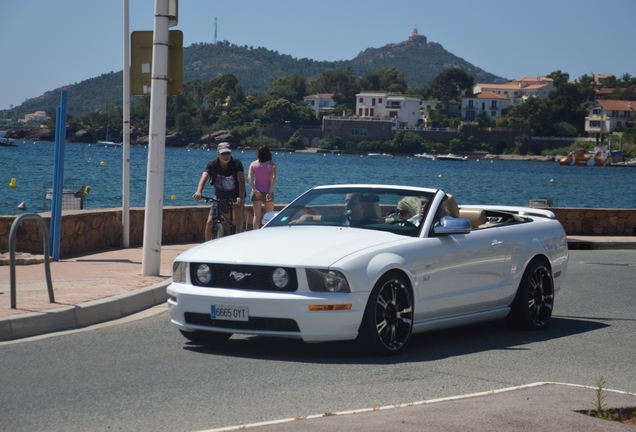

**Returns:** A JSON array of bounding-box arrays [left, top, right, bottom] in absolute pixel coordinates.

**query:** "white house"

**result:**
[[356, 92, 421, 128], [303, 93, 336, 113], [461, 91, 511, 121], [585, 99, 636, 141], [19, 110, 50, 123], [473, 76, 554, 106]]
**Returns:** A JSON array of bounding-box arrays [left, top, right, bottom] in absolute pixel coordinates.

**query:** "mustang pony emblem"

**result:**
[[229, 271, 251, 282]]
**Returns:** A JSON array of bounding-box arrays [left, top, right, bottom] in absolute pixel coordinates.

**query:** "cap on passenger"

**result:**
[[217, 142, 232, 154]]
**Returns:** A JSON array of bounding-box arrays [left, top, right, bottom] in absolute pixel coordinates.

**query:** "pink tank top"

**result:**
[[253, 161, 272, 193]]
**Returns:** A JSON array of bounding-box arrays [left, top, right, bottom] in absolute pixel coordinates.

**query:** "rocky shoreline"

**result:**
[[0, 128, 564, 161]]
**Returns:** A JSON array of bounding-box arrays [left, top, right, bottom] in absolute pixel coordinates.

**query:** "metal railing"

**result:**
[[9, 214, 54, 309]]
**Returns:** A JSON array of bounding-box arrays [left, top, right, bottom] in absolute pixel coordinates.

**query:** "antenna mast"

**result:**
[[214, 17, 217, 43]]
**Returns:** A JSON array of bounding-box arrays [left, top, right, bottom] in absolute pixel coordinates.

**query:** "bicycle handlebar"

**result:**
[[198, 196, 236, 205]]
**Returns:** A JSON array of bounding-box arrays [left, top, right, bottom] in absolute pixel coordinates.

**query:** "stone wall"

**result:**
[[549, 207, 636, 236], [0, 205, 633, 258]]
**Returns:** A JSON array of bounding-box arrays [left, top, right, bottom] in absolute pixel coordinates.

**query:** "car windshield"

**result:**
[[265, 186, 436, 237]]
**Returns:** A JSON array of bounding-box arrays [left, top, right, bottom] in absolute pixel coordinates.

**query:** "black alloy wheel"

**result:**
[[358, 272, 414, 355], [507, 260, 554, 330]]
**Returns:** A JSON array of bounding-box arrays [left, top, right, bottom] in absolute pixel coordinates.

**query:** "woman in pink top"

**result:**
[[248, 145, 277, 229]]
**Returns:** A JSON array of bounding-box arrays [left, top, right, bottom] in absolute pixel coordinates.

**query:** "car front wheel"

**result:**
[[358, 272, 413, 355], [507, 260, 554, 330]]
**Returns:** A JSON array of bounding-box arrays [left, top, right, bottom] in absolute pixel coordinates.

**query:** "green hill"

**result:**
[[5, 38, 504, 118]]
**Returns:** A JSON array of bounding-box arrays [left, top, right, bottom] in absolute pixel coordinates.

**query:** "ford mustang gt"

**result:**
[[167, 185, 569, 355]]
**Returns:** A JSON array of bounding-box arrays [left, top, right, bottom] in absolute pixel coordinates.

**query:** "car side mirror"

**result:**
[[433, 216, 471, 235], [261, 211, 279, 228]]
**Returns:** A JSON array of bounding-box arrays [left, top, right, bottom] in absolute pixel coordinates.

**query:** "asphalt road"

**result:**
[[1, 250, 635, 432]]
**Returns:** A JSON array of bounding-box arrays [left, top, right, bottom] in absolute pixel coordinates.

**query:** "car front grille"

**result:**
[[190, 263, 298, 291], [184, 312, 300, 333]]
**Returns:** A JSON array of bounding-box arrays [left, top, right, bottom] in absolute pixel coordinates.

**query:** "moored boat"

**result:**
[[414, 152, 436, 160], [559, 147, 611, 166], [0, 137, 17, 147], [96, 140, 122, 148], [437, 153, 467, 161], [367, 152, 393, 158]]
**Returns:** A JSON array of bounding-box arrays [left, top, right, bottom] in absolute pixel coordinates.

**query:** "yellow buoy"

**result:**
[[84, 186, 91, 195], [100, 161, 105, 166], [171, 195, 177, 201], [9, 178, 17, 188]]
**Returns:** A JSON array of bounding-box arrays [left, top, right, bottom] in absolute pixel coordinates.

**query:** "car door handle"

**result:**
[[491, 239, 504, 247]]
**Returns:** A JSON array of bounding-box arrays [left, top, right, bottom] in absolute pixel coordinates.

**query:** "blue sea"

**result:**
[[1, 137, 635, 216]]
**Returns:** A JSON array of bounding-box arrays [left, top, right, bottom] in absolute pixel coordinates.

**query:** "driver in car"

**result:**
[[295, 193, 378, 227]]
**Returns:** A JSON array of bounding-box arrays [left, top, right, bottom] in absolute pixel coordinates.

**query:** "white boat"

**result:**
[[0, 137, 17, 147], [96, 105, 121, 147], [96, 140, 122, 148], [367, 152, 393, 158], [437, 153, 468, 161], [414, 153, 436, 160]]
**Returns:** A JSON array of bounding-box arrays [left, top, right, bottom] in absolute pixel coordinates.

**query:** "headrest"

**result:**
[[443, 194, 460, 218]]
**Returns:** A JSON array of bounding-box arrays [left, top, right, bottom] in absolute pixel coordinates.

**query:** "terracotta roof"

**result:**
[[596, 100, 636, 111], [514, 76, 554, 83], [476, 83, 551, 91], [466, 91, 508, 100], [303, 93, 334, 99]]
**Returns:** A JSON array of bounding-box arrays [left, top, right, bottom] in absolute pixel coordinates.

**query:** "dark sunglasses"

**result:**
[[397, 209, 409, 216]]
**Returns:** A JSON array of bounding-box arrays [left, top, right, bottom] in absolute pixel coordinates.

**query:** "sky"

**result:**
[[1, 0, 635, 111]]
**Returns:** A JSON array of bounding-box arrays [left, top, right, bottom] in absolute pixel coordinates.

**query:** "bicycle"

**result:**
[[199, 196, 237, 239]]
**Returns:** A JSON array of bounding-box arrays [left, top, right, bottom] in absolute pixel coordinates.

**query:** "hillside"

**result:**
[[5, 38, 504, 117]]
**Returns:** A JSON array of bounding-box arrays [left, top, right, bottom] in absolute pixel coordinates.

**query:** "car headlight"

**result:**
[[173, 261, 187, 283], [195, 264, 212, 285], [306, 269, 350, 293], [271, 267, 290, 288]]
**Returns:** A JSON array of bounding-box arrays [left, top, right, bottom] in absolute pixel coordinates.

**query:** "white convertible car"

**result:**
[[168, 185, 569, 355]]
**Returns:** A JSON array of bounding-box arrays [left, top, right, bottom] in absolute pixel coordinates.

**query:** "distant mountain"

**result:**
[[7, 38, 505, 117]]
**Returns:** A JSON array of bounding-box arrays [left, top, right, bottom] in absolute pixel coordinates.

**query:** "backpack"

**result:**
[[208, 157, 242, 187]]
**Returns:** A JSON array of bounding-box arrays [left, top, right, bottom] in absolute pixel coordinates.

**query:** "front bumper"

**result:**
[[167, 283, 369, 343]]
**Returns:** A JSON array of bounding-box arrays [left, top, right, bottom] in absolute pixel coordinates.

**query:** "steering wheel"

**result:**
[[390, 220, 417, 228]]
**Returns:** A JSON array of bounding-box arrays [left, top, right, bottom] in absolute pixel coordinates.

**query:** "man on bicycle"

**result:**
[[193, 142, 246, 241]]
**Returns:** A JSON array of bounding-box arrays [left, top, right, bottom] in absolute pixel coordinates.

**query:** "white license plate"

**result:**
[[211, 305, 249, 321]]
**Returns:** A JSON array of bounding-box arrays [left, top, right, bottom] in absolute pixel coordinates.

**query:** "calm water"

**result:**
[[1, 138, 635, 216]]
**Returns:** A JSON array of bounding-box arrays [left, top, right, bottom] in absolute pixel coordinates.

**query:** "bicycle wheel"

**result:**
[[212, 222, 226, 239]]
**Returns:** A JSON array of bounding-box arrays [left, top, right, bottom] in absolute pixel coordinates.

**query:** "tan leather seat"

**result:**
[[459, 208, 486, 229]]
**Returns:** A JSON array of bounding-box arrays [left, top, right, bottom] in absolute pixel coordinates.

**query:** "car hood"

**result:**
[[175, 226, 404, 267]]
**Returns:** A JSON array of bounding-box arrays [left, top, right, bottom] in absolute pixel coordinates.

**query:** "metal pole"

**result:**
[[122, 0, 131, 248], [141, 0, 169, 276]]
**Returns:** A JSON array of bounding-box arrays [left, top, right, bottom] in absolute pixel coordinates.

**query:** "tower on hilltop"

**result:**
[[409, 27, 427, 44]]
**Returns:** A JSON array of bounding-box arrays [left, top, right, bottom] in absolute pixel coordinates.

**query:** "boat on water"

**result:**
[[414, 152, 436, 160], [559, 147, 611, 166], [96, 140, 122, 148], [437, 153, 468, 161], [0, 137, 17, 147], [96, 105, 121, 147], [367, 152, 393, 158]]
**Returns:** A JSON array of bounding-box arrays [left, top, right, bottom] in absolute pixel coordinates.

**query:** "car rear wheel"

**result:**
[[507, 260, 554, 330], [179, 329, 232, 344], [358, 272, 413, 355]]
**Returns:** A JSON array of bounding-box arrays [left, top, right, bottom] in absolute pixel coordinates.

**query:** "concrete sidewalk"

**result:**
[[2, 237, 635, 431], [0, 243, 196, 341]]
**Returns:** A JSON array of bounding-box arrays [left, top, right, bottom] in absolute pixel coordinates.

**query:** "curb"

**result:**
[[0, 280, 171, 342]]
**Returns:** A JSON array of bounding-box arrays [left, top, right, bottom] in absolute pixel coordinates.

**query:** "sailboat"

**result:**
[[96, 107, 122, 147]]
